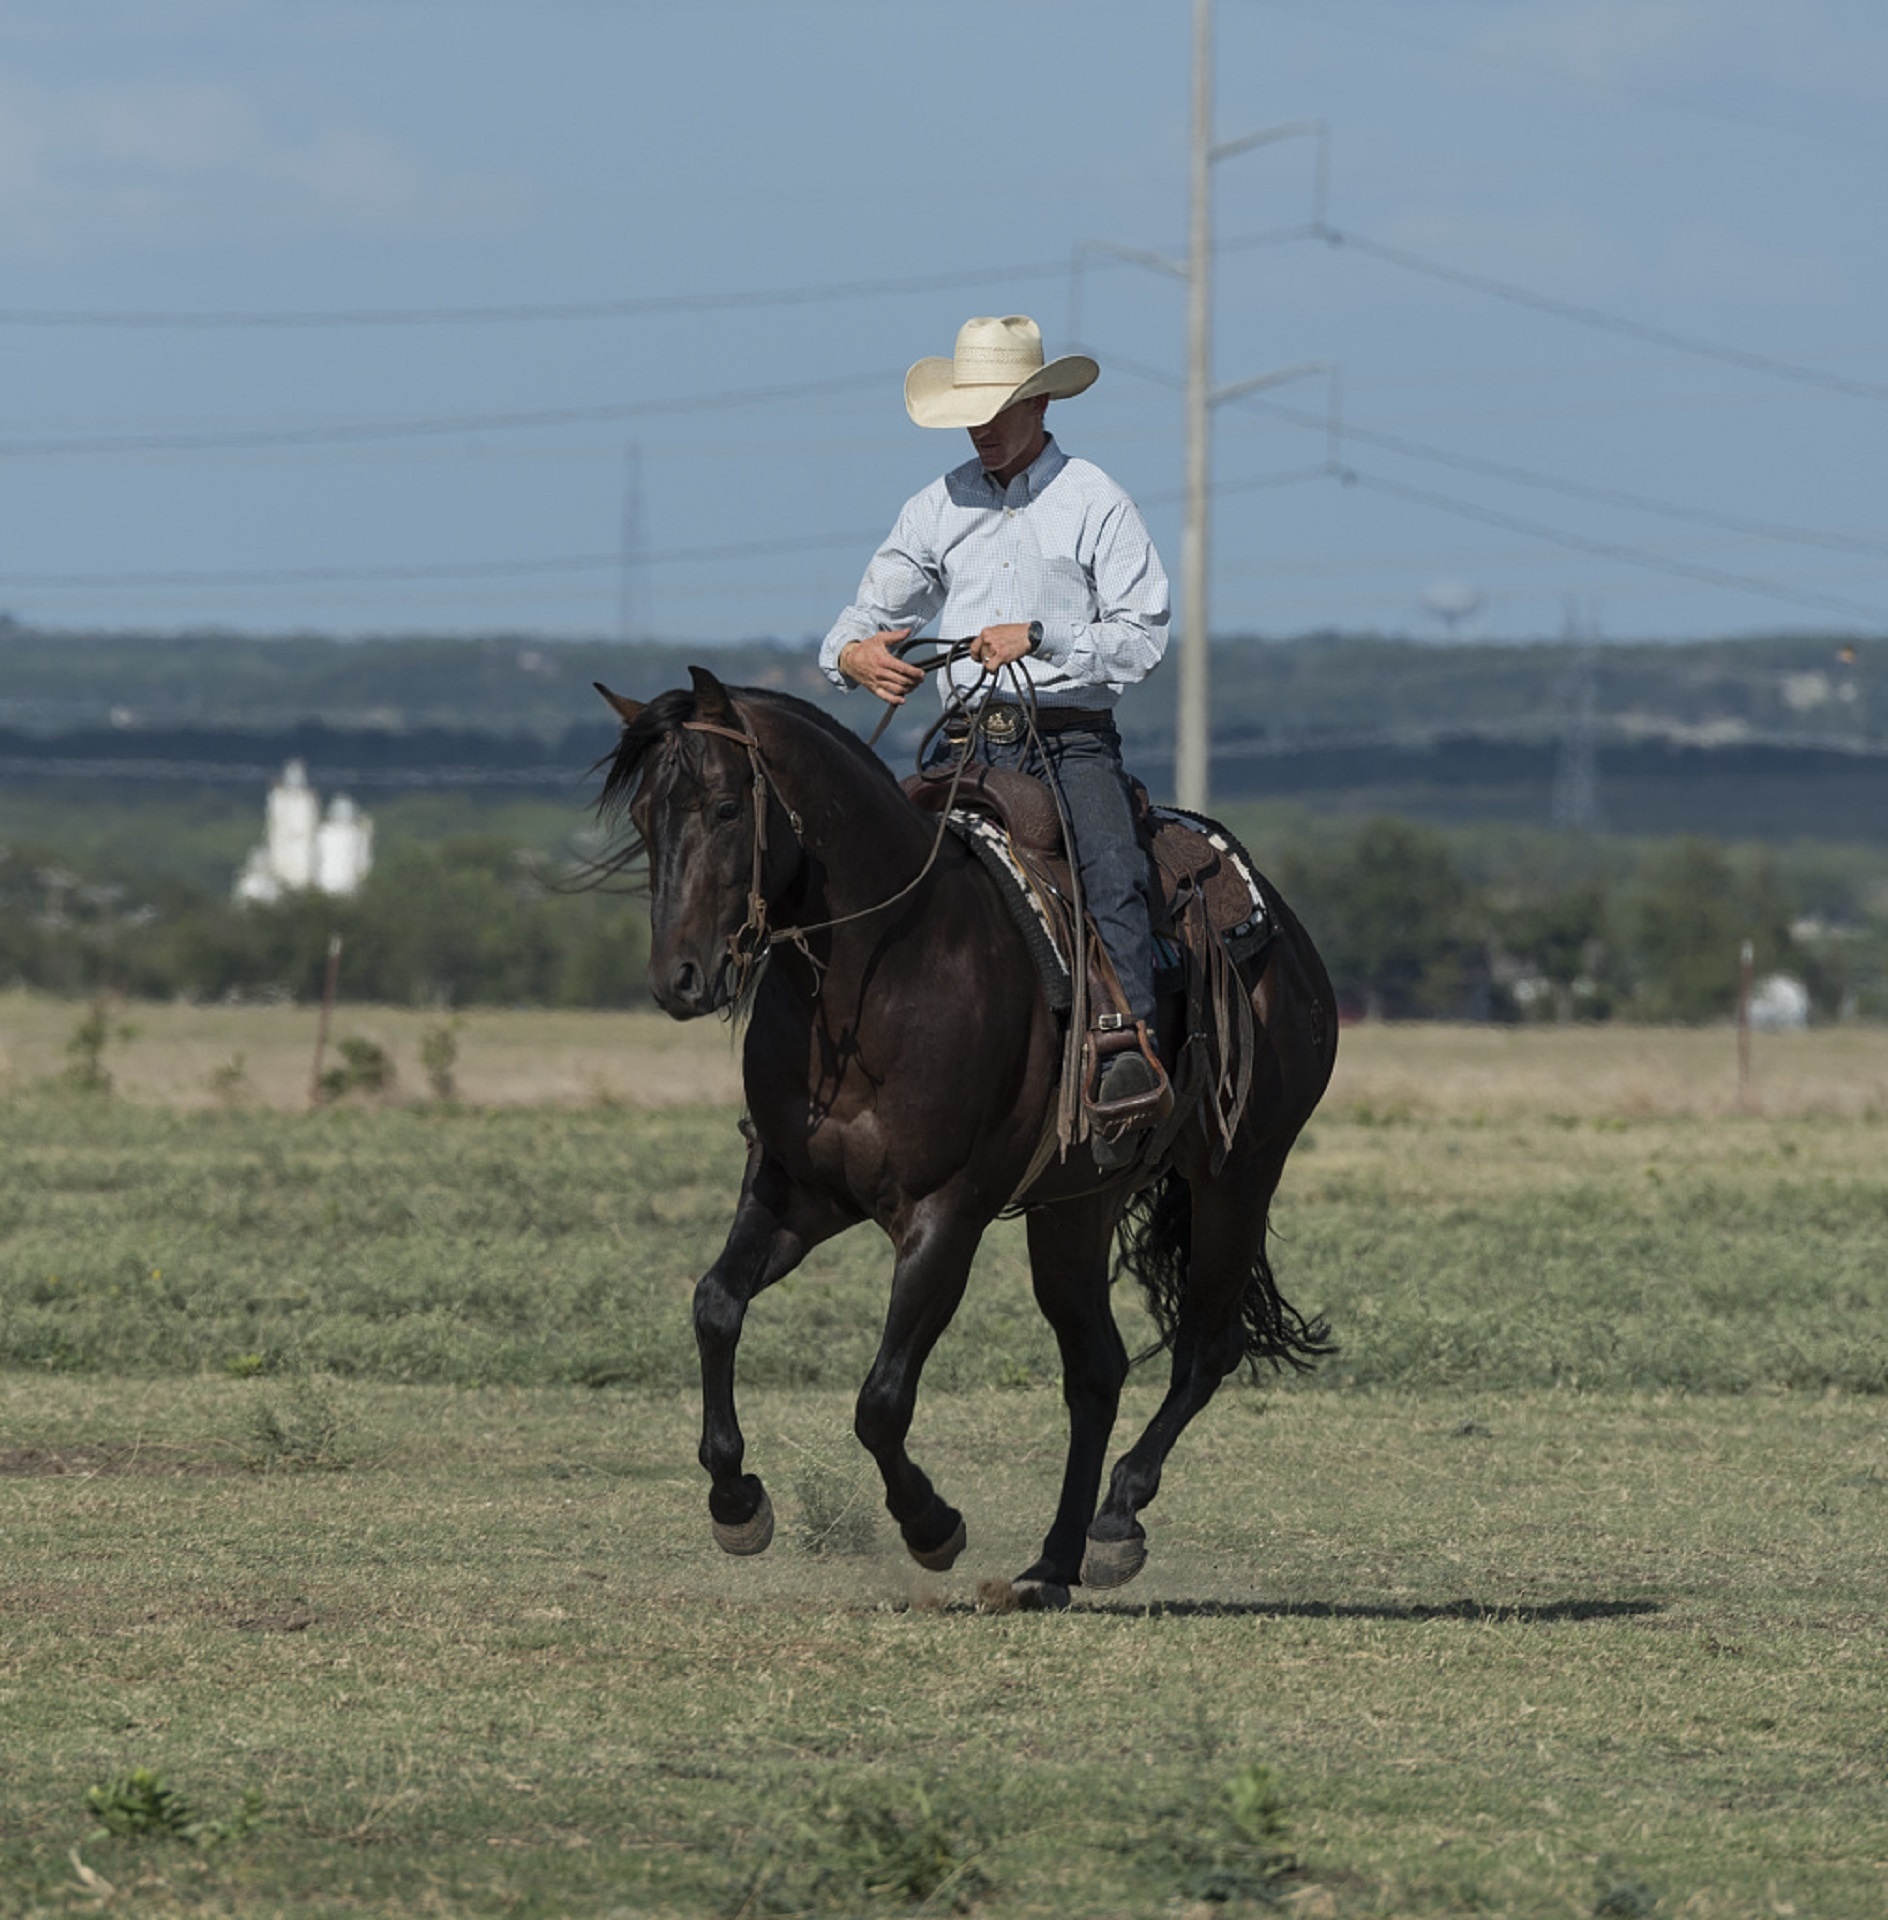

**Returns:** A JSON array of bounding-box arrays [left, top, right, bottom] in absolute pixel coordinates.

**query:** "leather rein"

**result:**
[[675, 645, 1040, 1001]]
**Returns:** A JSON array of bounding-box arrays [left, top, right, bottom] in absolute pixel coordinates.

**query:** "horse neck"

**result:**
[[747, 701, 933, 919]]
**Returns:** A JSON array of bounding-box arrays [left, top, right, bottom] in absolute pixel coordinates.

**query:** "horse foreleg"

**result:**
[[696, 1149, 852, 1556], [1015, 1198, 1128, 1599], [853, 1205, 985, 1572]]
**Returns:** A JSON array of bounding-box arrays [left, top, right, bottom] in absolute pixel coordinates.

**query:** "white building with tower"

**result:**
[[234, 761, 374, 904]]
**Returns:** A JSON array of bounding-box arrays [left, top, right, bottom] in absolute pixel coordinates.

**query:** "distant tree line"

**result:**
[[1, 837, 650, 1010], [2, 817, 1883, 1022], [1273, 818, 1882, 1023]]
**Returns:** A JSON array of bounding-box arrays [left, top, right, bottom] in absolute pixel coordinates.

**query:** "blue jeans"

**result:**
[[928, 715, 1157, 1028]]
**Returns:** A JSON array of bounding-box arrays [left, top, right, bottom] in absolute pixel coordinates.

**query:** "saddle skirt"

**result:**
[[902, 765, 1274, 1177], [902, 765, 1273, 987]]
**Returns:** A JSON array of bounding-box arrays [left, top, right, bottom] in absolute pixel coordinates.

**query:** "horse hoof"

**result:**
[[1080, 1528, 1147, 1590], [908, 1516, 967, 1573], [711, 1491, 775, 1557]]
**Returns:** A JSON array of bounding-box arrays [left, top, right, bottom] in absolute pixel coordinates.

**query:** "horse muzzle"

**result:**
[[651, 951, 733, 1020]]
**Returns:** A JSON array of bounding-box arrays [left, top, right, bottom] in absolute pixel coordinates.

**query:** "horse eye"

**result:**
[[712, 796, 742, 825]]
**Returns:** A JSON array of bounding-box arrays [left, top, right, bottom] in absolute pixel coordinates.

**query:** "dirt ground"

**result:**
[[3, 988, 1885, 1118]]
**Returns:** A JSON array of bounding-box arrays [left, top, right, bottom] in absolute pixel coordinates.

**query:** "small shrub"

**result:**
[[241, 1375, 352, 1472], [85, 1769, 265, 1849], [1134, 1761, 1297, 1904], [1593, 1859, 1659, 1917], [732, 1782, 994, 1915], [316, 1034, 396, 1103], [793, 1456, 877, 1557], [61, 997, 138, 1095], [419, 1016, 466, 1101], [208, 1052, 252, 1103], [819, 1783, 991, 1911]]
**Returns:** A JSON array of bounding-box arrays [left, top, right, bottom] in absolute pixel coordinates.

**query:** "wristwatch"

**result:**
[[1026, 620, 1043, 654]]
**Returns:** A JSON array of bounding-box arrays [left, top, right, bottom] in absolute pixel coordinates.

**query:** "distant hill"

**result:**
[[2, 620, 1881, 841]]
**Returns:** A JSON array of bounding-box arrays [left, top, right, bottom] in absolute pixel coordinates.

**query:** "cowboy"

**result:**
[[820, 314, 1172, 1162]]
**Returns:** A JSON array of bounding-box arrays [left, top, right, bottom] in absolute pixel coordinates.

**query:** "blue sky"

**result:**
[[2, 0, 1885, 645]]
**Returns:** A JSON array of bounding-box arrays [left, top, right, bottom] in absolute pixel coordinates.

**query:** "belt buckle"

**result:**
[[979, 705, 1022, 745]]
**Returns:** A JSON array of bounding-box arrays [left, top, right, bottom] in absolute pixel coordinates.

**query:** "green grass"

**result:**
[[3, 1075, 1887, 1914], [2, 1093, 1884, 1395], [3, 1378, 1886, 1917]]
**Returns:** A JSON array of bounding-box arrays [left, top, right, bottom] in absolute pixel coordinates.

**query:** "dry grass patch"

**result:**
[[1324, 1019, 1888, 1120], [6, 989, 1888, 1118], [0, 990, 743, 1110]]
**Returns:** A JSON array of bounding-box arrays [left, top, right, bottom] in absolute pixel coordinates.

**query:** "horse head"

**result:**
[[595, 668, 796, 1019]]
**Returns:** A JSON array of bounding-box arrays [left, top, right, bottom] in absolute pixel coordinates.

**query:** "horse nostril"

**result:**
[[671, 960, 701, 1002]]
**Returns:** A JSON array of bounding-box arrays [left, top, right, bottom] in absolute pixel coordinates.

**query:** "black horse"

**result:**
[[595, 667, 1335, 1604]]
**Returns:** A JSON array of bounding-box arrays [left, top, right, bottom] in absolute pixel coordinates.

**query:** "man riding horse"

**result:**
[[820, 315, 1171, 1166]]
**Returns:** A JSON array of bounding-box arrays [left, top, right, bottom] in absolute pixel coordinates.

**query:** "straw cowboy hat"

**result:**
[[904, 315, 1099, 429]]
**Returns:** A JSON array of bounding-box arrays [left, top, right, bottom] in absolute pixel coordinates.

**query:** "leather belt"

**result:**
[[944, 704, 1112, 745]]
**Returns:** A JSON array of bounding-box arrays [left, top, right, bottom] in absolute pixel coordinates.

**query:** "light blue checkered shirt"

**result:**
[[820, 435, 1170, 710]]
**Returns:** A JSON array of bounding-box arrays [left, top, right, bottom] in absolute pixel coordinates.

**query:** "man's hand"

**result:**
[[838, 629, 925, 704], [970, 622, 1037, 669]]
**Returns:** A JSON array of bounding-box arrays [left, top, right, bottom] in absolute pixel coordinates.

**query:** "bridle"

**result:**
[[670, 648, 1038, 1004]]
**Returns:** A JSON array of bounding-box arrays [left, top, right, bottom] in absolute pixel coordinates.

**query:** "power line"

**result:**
[[0, 261, 1085, 331], [1321, 225, 1888, 404], [1338, 467, 1888, 626], [0, 527, 885, 592], [0, 472, 1337, 596], [0, 370, 896, 459], [1246, 395, 1888, 560], [0, 227, 1312, 335], [1105, 344, 1888, 566]]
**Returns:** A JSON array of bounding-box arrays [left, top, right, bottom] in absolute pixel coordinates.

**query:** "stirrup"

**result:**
[[1082, 1020, 1173, 1134]]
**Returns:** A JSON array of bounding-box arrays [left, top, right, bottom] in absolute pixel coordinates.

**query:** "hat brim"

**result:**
[[904, 353, 1099, 429]]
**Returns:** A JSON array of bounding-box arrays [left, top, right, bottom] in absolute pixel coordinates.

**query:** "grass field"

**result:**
[[3, 1003, 1887, 1916]]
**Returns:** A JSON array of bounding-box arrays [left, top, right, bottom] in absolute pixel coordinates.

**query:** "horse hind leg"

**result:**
[[1083, 1144, 1329, 1591], [1003, 1198, 1128, 1605]]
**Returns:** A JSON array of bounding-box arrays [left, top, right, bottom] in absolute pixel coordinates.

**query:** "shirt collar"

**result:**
[[970, 432, 1067, 504]]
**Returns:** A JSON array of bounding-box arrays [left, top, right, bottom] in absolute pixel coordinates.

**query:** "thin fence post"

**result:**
[[1736, 938, 1754, 1111], [310, 933, 343, 1106]]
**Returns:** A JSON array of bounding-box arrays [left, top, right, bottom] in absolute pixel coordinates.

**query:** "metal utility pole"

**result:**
[[1175, 0, 1327, 809], [1177, 0, 1215, 812], [1069, 4, 1326, 809]]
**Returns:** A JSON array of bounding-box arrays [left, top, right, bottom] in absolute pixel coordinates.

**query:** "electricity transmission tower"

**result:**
[[1552, 602, 1601, 830]]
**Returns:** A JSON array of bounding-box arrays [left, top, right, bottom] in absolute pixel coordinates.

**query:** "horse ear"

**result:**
[[687, 665, 736, 727], [593, 682, 645, 725]]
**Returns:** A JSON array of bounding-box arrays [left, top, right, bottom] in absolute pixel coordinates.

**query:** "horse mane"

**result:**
[[589, 681, 901, 889]]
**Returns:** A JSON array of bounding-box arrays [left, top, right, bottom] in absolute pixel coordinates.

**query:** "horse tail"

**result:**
[[1114, 1169, 1336, 1375]]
